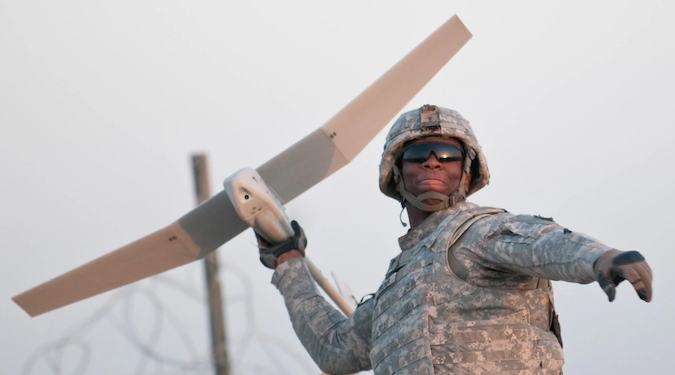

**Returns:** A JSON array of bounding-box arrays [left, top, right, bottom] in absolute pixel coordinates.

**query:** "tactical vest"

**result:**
[[370, 203, 564, 375]]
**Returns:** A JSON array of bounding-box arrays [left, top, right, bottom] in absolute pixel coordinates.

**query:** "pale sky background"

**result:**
[[1, 1, 674, 374]]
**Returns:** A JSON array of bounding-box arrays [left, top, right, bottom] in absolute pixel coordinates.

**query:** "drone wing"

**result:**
[[12, 15, 472, 317], [258, 15, 472, 203]]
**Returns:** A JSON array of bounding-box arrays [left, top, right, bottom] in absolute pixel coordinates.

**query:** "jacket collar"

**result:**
[[398, 201, 476, 251]]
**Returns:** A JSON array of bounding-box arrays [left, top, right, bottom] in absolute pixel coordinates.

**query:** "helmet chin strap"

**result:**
[[393, 154, 472, 213]]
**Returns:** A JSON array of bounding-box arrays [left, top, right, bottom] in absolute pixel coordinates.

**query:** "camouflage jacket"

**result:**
[[272, 202, 612, 374]]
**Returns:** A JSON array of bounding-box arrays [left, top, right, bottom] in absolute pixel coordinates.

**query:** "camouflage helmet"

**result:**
[[379, 104, 490, 207]]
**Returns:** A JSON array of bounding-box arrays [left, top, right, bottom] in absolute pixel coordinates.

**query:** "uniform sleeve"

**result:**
[[271, 257, 373, 374], [460, 214, 613, 284]]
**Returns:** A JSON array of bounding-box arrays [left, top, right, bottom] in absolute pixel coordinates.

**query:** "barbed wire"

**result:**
[[21, 257, 316, 375]]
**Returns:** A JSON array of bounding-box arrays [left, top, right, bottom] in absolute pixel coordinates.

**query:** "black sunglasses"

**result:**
[[401, 141, 464, 163]]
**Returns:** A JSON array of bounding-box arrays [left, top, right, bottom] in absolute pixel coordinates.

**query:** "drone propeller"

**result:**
[[12, 15, 472, 317]]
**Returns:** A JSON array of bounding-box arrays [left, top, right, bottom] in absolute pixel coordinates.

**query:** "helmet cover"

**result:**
[[379, 104, 490, 202]]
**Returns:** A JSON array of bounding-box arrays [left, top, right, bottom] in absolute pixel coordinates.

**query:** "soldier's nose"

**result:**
[[422, 153, 442, 168]]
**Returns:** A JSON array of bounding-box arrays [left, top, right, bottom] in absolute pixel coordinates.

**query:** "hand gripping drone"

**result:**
[[224, 167, 355, 315]]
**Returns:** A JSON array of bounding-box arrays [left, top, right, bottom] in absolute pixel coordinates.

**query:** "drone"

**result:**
[[13, 15, 472, 317]]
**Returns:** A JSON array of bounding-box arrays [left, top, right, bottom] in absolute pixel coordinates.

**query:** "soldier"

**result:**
[[257, 104, 653, 375]]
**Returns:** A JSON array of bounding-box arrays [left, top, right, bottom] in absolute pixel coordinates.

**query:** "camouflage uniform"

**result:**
[[272, 202, 611, 375], [271, 105, 622, 374]]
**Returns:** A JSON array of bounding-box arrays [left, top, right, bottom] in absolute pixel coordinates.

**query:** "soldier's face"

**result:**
[[399, 137, 465, 199]]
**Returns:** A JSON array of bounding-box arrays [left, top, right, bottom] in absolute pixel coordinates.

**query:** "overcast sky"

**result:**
[[2, 1, 674, 374]]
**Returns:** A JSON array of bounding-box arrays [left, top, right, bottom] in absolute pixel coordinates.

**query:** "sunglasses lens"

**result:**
[[402, 142, 464, 163]]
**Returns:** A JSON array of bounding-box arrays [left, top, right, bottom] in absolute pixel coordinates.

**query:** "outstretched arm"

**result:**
[[465, 214, 652, 302]]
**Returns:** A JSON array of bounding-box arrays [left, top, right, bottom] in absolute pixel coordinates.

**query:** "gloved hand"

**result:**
[[256, 220, 307, 269], [593, 249, 652, 302]]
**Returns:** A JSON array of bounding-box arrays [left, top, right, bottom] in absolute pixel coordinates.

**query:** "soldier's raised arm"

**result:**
[[255, 223, 374, 374]]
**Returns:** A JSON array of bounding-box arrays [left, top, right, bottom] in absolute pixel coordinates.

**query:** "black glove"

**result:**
[[594, 250, 653, 302], [256, 221, 307, 269]]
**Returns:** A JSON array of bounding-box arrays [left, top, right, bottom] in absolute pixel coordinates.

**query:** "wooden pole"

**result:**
[[192, 154, 230, 375]]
